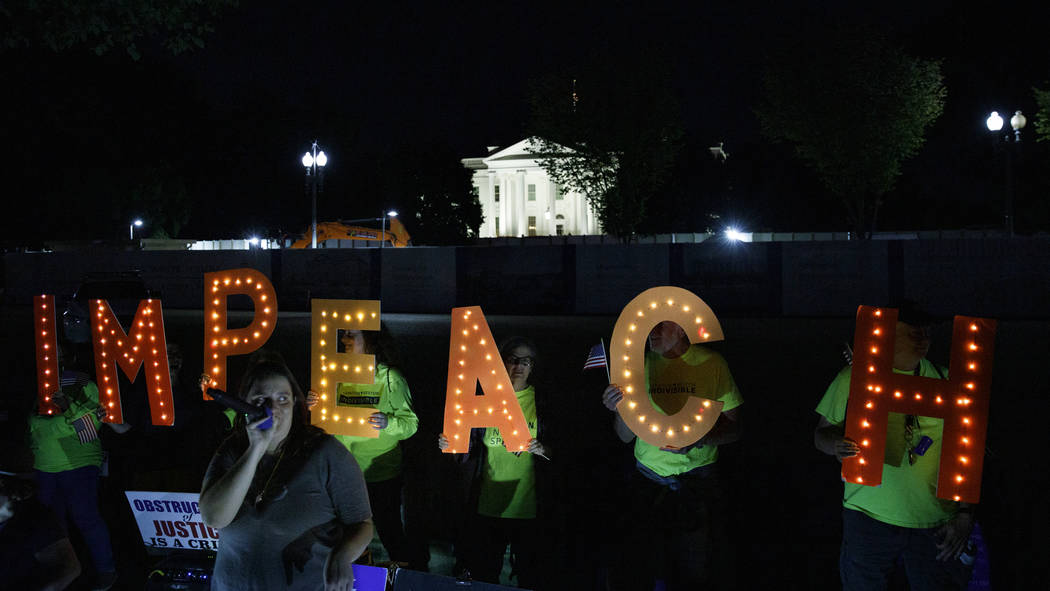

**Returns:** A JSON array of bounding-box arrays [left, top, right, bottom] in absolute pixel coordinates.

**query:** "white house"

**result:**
[[462, 138, 601, 238]]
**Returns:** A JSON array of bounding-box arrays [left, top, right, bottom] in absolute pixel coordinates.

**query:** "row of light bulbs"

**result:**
[[311, 299, 381, 437], [610, 287, 726, 448], [844, 306, 993, 503], [203, 270, 277, 393], [442, 307, 532, 453]]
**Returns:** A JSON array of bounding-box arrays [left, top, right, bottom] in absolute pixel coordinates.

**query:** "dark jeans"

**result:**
[[35, 465, 116, 574], [367, 476, 427, 569], [840, 508, 972, 591], [608, 466, 728, 591], [465, 514, 542, 590]]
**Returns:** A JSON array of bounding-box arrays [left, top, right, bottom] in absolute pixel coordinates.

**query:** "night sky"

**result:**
[[4, 0, 1048, 243]]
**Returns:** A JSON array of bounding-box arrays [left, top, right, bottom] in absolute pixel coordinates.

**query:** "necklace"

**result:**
[[254, 445, 287, 508]]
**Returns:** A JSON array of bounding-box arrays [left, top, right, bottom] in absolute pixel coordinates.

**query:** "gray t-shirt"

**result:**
[[205, 434, 372, 590]]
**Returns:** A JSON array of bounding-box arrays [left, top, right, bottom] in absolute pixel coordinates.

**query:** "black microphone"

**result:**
[[207, 388, 270, 426]]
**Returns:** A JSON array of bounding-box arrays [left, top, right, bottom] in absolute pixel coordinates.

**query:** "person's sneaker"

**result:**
[[90, 571, 118, 591]]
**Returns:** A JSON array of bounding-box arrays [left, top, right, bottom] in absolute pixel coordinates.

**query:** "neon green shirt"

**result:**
[[29, 382, 104, 473], [815, 359, 956, 528], [477, 385, 539, 519], [633, 346, 743, 477], [333, 364, 418, 482]]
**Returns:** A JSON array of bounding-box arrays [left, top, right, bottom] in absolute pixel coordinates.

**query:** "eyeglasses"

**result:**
[[504, 355, 534, 368]]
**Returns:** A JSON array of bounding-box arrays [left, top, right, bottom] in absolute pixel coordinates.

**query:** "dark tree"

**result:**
[[1, 0, 237, 59], [756, 29, 945, 237], [339, 142, 482, 246], [119, 163, 192, 239], [527, 48, 683, 241], [1033, 85, 1050, 144]]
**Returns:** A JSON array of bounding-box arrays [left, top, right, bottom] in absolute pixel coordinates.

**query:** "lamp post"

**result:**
[[301, 141, 328, 248], [380, 210, 398, 249], [129, 219, 143, 240], [985, 110, 1026, 236]]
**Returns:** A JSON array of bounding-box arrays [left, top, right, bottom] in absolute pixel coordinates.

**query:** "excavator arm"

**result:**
[[289, 218, 411, 248]]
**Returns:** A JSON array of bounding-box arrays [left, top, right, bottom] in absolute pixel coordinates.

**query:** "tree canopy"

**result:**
[[756, 29, 945, 237], [1, 0, 237, 59], [1033, 85, 1050, 143], [527, 49, 683, 240]]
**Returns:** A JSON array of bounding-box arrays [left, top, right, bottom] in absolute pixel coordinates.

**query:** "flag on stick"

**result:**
[[583, 340, 611, 382], [583, 341, 607, 370], [72, 413, 99, 444]]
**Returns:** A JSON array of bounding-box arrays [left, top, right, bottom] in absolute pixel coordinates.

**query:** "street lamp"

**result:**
[[985, 110, 1026, 236], [130, 218, 143, 240], [381, 210, 398, 249], [302, 141, 328, 248]]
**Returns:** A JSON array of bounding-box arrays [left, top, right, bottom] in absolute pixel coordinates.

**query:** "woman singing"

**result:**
[[200, 355, 373, 591]]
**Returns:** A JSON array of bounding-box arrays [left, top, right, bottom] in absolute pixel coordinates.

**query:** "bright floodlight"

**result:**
[[302, 152, 314, 167], [249, 236, 260, 245], [1010, 110, 1026, 131], [986, 111, 1003, 132], [316, 151, 328, 167], [133, 219, 143, 227], [387, 210, 398, 217], [725, 227, 744, 242]]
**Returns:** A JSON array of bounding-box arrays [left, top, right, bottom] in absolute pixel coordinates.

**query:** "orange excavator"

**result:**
[[289, 218, 412, 248]]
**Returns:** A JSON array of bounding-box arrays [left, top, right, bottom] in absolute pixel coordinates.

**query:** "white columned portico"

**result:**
[[515, 171, 524, 236], [576, 187, 585, 235], [503, 175, 512, 238], [588, 196, 596, 234], [462, 139, 603, 238]]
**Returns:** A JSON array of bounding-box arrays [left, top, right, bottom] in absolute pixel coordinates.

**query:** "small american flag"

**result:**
[[583, 341, 608, 371], [60, 370, 90, 389], [72, 413, 99, 444]]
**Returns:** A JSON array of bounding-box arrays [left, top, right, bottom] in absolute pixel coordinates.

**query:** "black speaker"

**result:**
[[392, 568, 529, 591], [144, 552, 215, 591]]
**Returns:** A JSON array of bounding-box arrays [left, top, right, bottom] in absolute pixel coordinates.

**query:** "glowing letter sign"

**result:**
[[609, 286, 726, 448], [89, 298, 173, 425], [310, 299, 381, 438], [441, 306, 531, 454], [843, 306, 996, 503], [202, 269, 277, 393]]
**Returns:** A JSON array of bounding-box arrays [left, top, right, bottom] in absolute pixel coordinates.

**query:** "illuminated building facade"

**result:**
[[462, 139, 602, 238]]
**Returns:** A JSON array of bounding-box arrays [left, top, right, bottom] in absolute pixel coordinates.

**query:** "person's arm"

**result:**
[[936, 503, 976, 561], [28, 411, 79, 439], [814, 416, 859, 461], [658, 406, 743, 453], [76, 382, 131, 433], [695, 406, 742, 447], [199, 415, 276, 529], [437, 433, 467, 453], [372, 370, 418, 438], [323, 519, 374, 591], [33, 537, 81, 591], [602, 384, 637, 443], [437, 432, 476, 466], [323, 438, 376, 590]]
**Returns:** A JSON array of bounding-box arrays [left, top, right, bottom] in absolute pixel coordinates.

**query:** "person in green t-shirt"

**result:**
[[307, 324, 423, 569], [438, 336, 551, 590], [28, 343, 130, 591], [814, 300, 975, 590], [601, 320, 743, 590]]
